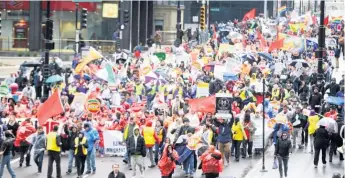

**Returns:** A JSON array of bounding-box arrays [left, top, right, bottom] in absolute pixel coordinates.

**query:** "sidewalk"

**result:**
[[244, 145, 344, 178]]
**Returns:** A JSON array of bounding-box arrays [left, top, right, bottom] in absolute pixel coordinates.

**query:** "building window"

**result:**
[[154, 20, 164, 31]]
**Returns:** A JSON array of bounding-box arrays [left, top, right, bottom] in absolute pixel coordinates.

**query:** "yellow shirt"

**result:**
[[308, 115, 320, 135], [232, 122, 246, 141]]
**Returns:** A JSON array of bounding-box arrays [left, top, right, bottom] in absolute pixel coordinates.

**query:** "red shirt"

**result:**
[[43, 120, 60, 134]]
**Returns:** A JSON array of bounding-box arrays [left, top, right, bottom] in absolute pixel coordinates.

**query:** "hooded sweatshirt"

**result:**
[[33, 132, 46, 156], [83, 125, 100, 152]]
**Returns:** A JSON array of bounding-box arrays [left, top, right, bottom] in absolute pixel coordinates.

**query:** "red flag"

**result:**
[[188, 95, 215, 113], [37, 89, 64, 126], [324, 16, 329, 26], [268, 38, 284, 52], [257, 31, 267, 49], [243, 9, 256, 21]]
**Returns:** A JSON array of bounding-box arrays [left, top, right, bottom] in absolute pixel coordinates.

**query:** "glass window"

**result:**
[[154, 20, 164, 31]]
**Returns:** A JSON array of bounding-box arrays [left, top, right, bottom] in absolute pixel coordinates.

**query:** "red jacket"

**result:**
[[158, 146, 179, 176], [200, 150, 223, 174], [14, 121, 36, 147]]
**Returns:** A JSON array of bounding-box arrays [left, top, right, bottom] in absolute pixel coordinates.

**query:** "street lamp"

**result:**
[[260, 78, 268, 172], [316, 0, 325, 82]]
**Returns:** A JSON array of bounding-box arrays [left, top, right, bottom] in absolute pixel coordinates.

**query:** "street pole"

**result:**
[[75, 3, 79, 55], [264, 0, 267, 19], [207, 0, 210, 30], [317, 0, 325, 81], [260, 78, 267, 172], [42, 0, 51, 102], [176, 0, 181, 39]]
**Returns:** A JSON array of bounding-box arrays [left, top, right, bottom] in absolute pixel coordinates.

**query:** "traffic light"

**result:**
[[46, 19, 53, 40], [81, 8, 88, 29], [200, 5, 206, 31], [124, 10, 130, 24]]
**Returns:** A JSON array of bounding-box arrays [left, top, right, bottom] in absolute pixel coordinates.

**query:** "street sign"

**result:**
[[192, 16, 199, 23]]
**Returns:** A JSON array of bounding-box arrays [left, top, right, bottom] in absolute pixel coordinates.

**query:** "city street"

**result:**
[[244, 145, 344, 178], [3, 153, 261, 178]]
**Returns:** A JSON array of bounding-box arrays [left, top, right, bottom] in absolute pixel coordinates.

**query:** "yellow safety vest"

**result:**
[[47, 132, 61, 152], [135, 84, 144, 96], [159, 85, 167, 95], [157, 128, 164, 142], [283, 89, 290, 100], [149, 85, 157, 95], [74, 137, 88, 155], [271, 89, 280, 100], [143, 127, 155, 145]]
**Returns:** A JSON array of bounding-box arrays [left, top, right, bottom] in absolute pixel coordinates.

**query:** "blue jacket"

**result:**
[[84, 128, 100, 152], [273, 123, 289, 144], [214, 119, 232, 143]]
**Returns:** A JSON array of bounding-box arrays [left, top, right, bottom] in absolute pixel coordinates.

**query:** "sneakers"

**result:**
[[314, 165, 317, 168], [123, 159, 128, 164], [85, 171, 91, 174], [140, 172, 144, 178], [148, 165, 155, 168], [66, 170, 71, 174]]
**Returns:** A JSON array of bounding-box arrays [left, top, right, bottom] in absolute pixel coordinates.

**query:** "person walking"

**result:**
[[32, 126, 46, 174], [123, 117, 138, 169], [108, 163, 126, 178], [274, 132, 292, 178], [313, 124, 330, 168], [142, 120, 158, 168], [46, 125, 62, 178], [213, 117, 232, 165], [66, 125, 78, 174], [158, 144, 179, 178], [127, 127, 146, 178], [242, 113, 256, 158], [232, 117, 247, 162], [0, 131, 16, 178], [83, 123, 99, 174], [75, 132, 88, 178], [307, 111, 320, 153], [200, 145, 223, 178]]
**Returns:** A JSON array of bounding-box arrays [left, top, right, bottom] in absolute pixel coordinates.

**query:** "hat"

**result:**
[[83, 123, 90, 128]]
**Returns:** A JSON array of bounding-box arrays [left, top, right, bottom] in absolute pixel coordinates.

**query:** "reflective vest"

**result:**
[[149, 85, 157, 95], [159, 85, 167, 96], [135, 84, 144, 96], [143, 127, 155, 146], [271, 89, 280, 100], [74, 137, 87, 155], [157, 128, 164, 143], [47, 132, 61, 152], [283, 89, 290, 100]]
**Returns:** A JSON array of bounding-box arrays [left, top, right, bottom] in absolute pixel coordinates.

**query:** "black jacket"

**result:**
[[108, 171, 126, 178], [274, 138, 292, 157], [126, 134, 146, 157], [64, 125, 78, 150], [314, 127, 330, 149], [309, 93, 322, 108]]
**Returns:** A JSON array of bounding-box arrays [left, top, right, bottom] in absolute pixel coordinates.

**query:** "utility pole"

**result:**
[[75, 3, 79, 55], [42, 0, 53, 102], [176, 0, 181, 38], [317, 0, 325, 81], [264, 0, 268, 19]]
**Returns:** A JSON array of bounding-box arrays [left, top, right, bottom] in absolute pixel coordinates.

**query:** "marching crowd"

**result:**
[[0, 11, 344, 178]]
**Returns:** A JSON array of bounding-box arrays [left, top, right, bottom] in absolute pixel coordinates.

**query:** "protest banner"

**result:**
[[196, 82, 209, 98], [103, 130, 127, 156]]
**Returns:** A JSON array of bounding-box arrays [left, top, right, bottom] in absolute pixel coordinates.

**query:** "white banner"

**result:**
[[103, 130, 127, 156]]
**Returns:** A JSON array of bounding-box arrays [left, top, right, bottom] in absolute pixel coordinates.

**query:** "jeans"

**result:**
[[86, 148, 96, 172], [67, 150, 74, 171], [233, 140, 242, 160], [314, 147, 327, 166], [277, 156, 289, 177], [47, 151, 61, 178], [183, 154, 194, 174], [34, 151, 44, 172], [242, 140, 253, 157], [76, 155, 86, 176], [147, 147, 155, 166], [292, 127, 301, 147], [301, 129, 308, 146], [0, 154, 16, 178], [131, 155, 145, 177], [19, 145, 31, 166], [124, 149, 131, 166], [217, 142, 230, 163], [309, 135, 315, 152], [154, 143, 160, 164]]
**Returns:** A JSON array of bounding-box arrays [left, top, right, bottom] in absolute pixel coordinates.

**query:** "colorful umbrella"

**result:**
[[258, 52, 273, 61], [45, 75, 64, 83]]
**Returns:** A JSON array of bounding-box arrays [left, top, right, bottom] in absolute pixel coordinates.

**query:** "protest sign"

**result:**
[[196, 82, 209, 98], [215, 93, 233, 118], [103, 130, 127, 156], [226, 58, 242, 73]]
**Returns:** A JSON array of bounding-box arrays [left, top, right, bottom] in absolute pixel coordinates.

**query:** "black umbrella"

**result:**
[[288, 59, 310, 68]]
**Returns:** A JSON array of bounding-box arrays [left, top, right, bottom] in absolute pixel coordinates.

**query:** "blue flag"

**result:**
[[306, 39, 318, 52]]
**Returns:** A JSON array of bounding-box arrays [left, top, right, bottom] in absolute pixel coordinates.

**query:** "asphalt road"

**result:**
[[2, 152, 262, 178]]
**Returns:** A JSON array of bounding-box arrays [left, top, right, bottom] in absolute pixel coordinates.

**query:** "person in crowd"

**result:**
[[324, 78, 340, 96], [108, 163, 126, 178], [290, 106, 306, 149], [232, 117, 247, 162], [6, 114, 18, 156], [307, 111, 320, 153], [83, 123, 99, 174], [213, 117, 232, 165], [155, 120, 166, 165], [47, 125, 62, 178], [32, 126, 46, 174], [0, 131, 16, 178], [158, 144, 179, 178], [16, 118, 36, 167], [123, 117, 138, 169], [127, 127, 146, 178], [142, 120, 158, 168], [22, 83, 36, 101], [313, 124, 330, 168], [75, 132, 88, 178], [66, 125, 78, 174], [200, 145, 223, 178], [274, 132, 292, 178], [242, 112, 256, 158]]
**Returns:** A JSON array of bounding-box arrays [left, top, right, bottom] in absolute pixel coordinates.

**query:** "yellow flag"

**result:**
[[75, 47, 103, 74]]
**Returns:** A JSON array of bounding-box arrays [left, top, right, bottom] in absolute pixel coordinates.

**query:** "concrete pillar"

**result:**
[[29, 1, 42, 51]]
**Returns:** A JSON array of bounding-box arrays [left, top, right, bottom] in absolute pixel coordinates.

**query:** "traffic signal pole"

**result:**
[[75, 3, 80, 55], [42, 0, 51, 102], [317, 0, 325, 81]]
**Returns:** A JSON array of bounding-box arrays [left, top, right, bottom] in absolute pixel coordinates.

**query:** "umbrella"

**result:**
[[223, 72, 238, 81], [326, 96, 344, 106], [318, 117, 338, 133], [288, 59, 310, 68], [258, 52, 273, 61], [241, 53, 255, 61], [74, 74, 91, 81], [45, 74, 64, 83], [228, 32, 243, 40]]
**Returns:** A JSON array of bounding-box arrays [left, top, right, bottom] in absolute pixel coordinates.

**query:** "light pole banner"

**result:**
[[103, 130, 127, 156]]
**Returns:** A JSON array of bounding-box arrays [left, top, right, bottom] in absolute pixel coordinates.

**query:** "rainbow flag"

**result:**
[[278, 6, 287, 16], [332, 16, 343, 24]]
